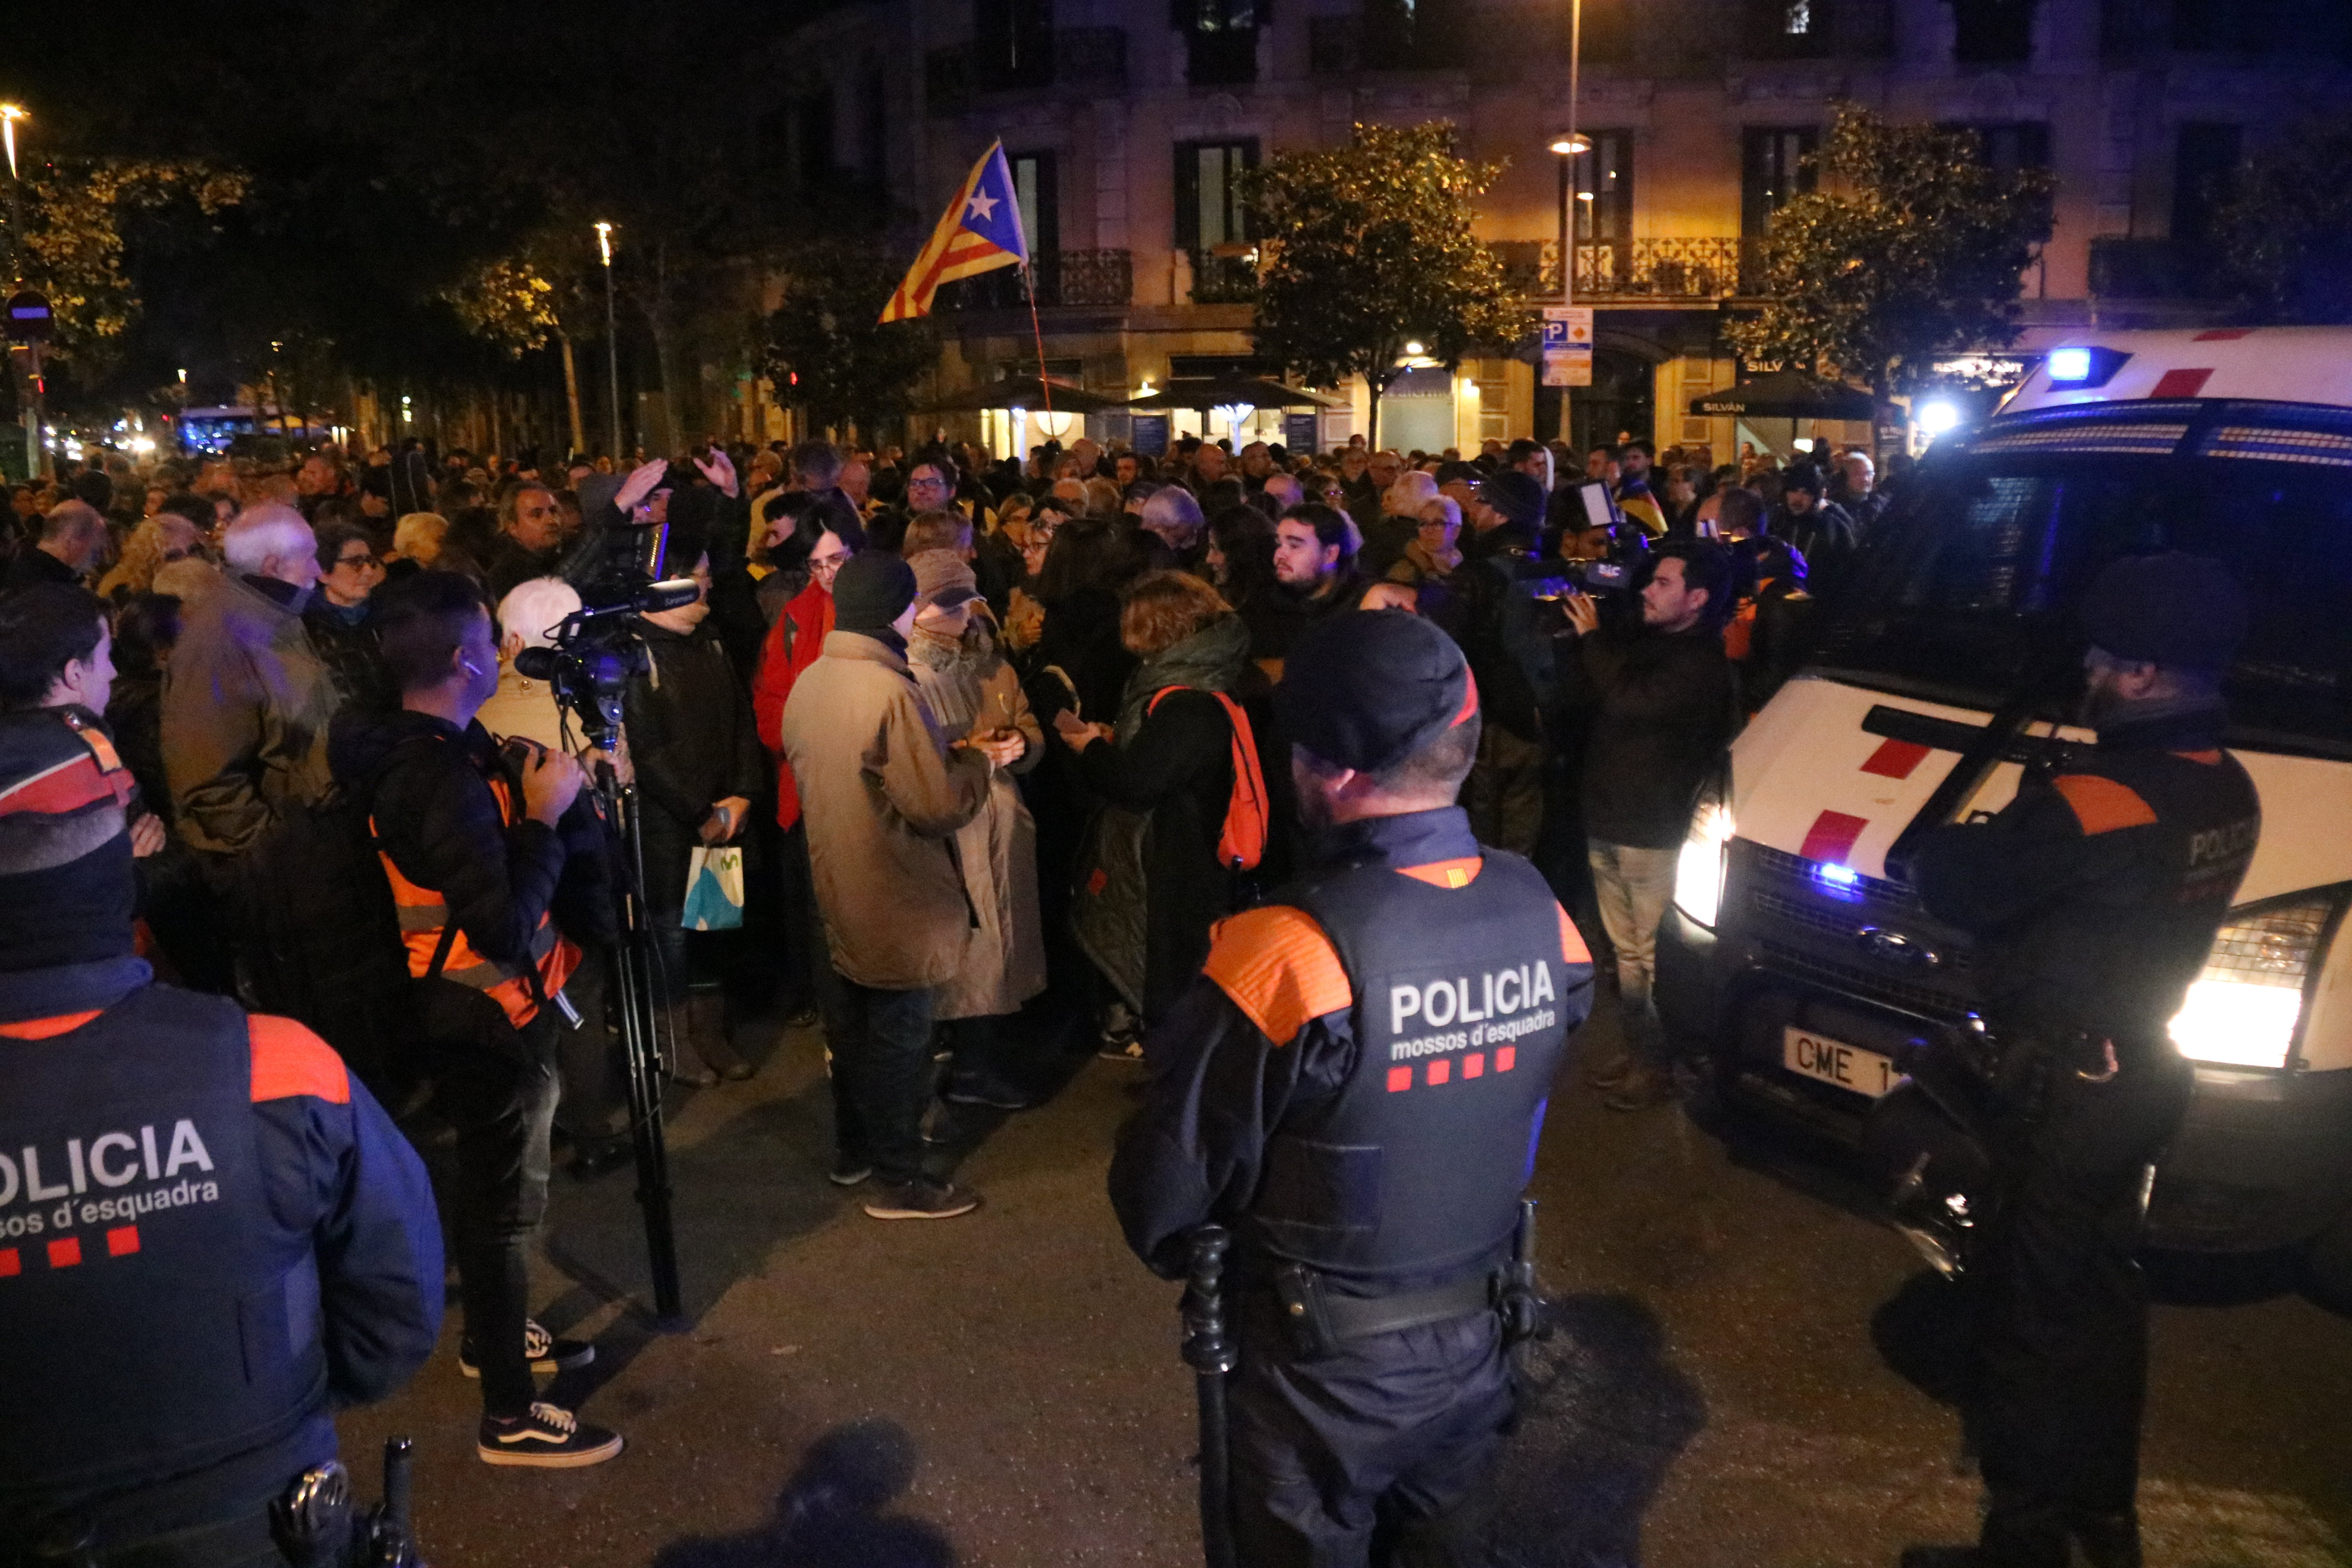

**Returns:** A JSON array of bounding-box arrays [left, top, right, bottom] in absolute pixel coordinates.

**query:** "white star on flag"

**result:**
[[964, 189, 998, 223]]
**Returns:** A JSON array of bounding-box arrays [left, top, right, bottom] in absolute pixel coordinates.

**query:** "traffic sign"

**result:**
[[5, 291, 51, 343], [1542, 305, 1592, 388]]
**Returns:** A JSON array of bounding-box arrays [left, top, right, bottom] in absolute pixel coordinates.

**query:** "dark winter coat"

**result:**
[[1558, 622, 1735, 849], [622, 618, 767, 911]]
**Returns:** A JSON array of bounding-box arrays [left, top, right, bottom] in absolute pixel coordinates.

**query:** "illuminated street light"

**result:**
[[595, 221, 622, 457], [1548, 136, 1591, 157], [0, 104, 24, 181]]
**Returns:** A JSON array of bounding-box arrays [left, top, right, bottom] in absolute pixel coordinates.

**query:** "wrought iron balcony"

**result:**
[[1497, 238, 1763, 300], [1186, 250, 1259, 305], [939, 249, 1134, 312]]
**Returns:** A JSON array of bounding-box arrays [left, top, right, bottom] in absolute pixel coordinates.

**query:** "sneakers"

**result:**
[[459, 1318, 596, 1380], [829, 1159, 874, 1187], [862, 1179, 982, 1220], [1096, 1003, 1143, 1062], [478, 1402, 625, 1468]]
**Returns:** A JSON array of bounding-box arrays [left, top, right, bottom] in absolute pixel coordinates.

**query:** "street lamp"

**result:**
[[3, 103, 35, 480], [1548, 0, 1586, 444], [595, 221, 622, 460]]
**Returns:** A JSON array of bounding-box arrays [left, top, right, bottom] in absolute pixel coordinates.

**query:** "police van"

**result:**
[[1657, 327, 2352, 1302]]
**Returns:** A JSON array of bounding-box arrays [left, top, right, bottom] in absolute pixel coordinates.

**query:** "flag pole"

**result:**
[[1021, 259, 1054, 419]]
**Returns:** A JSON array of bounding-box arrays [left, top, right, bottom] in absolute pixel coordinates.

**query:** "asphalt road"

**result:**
[[338, 1007, 2352, 1568]]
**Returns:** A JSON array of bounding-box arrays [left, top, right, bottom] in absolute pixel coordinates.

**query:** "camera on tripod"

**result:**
[[512, 505, 700, 745]]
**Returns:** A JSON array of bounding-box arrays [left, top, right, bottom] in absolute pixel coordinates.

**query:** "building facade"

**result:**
[[776, 0, 2352, 459]]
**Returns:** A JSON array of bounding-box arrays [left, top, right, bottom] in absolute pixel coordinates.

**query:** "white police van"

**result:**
[[1657, 327, 2352, 1302]]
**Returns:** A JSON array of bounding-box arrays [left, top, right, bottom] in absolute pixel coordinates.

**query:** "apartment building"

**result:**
[[778, 0, 2352, 457]]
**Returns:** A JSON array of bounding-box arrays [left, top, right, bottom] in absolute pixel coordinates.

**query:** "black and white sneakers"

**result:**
[[477, 1402, 625, 1468], [458, 1318, 597, 1380]]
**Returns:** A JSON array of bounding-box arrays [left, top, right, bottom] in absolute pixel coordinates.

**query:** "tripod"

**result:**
[[584, 731, 686, 1327]]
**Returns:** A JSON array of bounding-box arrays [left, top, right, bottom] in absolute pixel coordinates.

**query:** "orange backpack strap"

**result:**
[[1149, 686, 1269, 873]]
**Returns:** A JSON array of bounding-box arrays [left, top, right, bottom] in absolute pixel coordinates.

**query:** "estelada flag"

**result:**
[[879, 141, 1031, 323]]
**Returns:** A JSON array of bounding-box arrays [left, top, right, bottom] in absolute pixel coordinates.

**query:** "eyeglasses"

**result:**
[[810, 554, 848, 577], [335, 553, 381, 571]]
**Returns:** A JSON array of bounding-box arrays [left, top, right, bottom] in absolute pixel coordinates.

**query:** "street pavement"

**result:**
[[339, 1008, 2352, 1568]]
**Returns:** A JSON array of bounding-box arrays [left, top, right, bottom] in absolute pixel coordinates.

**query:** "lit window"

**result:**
[[1783, 0, 1811, 34]]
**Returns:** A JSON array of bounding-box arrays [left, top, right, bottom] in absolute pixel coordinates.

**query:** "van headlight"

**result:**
[[2167, 891, 2341, 1069], [1673, 799, 1735, 930]]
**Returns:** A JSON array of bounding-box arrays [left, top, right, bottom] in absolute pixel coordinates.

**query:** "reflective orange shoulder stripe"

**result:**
[[1203, 906, 1352, 1045], [2051, 773, 2160, 835], [249, 1014, 350, 1105]]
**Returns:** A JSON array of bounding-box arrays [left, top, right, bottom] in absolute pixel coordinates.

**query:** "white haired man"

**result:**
[[1138, 485, 1207, 567], [160, 503, 345, 862]]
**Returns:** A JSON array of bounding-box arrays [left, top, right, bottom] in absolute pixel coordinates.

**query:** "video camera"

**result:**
[[513, 508, 700, 746]]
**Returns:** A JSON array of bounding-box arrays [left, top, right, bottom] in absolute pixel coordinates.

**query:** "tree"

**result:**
[[12, 158, 247, 367], [1236, 122, 1524, 448], [1726, 107, 2054, 452], [765, 243, 939, 441], [2209, 114, 2352, 323]]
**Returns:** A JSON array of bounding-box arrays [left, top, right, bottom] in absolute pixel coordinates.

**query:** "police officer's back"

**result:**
[[1903, 554, 2259, 1568], [1110, 611, 1597, 1567], [0, 706, 443, 1564]]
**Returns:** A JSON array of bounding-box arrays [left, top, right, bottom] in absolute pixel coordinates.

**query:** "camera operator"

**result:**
[[0, 695, 442, 1562], [1557, 540, 1735, 1110], [327, 571, 625, 1468]]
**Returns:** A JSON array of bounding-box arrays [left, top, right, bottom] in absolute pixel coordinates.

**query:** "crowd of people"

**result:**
[[0, 419, 1898, 1479]]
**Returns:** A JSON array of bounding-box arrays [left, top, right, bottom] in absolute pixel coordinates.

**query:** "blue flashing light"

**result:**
[[2046, 347, 2093, 383], [1814, 862, 1863, 900]]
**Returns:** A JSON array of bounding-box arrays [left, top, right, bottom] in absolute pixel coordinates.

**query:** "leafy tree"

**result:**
[[765, 243, 939, 440], [11, 158, 247, 365], [1236, 122, 1524, 448], [1726, 107, 2054, 449], [2209, 114, 2352, 323]]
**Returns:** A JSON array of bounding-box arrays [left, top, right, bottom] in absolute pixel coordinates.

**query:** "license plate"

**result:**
[[1782, 1026, 1896, 1098]]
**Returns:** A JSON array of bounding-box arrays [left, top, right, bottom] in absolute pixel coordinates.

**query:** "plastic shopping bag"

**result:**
[[683, 846, 746, 931]]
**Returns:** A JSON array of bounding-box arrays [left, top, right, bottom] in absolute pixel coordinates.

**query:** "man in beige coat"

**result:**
[[779, 552, 1009, 1220]]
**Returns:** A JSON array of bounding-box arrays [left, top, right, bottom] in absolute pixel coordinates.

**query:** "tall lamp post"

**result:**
[[2, 103, 42, 483], [1547, 0, 1586, 446], [595, 221, 623, 461]]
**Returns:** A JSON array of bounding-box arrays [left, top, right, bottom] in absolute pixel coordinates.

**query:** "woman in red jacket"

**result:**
[[751, 499, 863, 1034]]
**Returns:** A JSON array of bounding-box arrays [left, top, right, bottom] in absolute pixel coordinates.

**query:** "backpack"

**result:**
[[1146, 686, 1269, 873], [227, 733, 445, 1095]]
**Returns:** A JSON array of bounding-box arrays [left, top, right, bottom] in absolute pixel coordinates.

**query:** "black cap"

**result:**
[[2080, 552, 2247, 672], [1277, 610, 1477, 775], [831, 551, 918, 633], [1475, 470, 1545, 531]]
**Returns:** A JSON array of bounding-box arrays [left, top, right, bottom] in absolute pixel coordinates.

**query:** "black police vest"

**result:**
[[0, 984, 328, 1516], [1243, 851, 1580, 1291]]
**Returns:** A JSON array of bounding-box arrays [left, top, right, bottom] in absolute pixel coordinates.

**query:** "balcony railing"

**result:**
[[1496, 238, 1763, 300], [939, 249, 1133, 311], [1187, 250, 1259, 305], [924, 27, 1126, 113]]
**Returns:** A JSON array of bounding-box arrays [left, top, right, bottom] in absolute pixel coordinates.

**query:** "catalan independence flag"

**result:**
[[880, 141, 1031, 323]]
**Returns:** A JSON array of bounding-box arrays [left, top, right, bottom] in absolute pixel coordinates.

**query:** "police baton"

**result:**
[[1180, 1225, 1239, 1568]]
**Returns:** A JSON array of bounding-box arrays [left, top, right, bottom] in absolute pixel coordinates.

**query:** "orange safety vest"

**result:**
[[1147, 686, 1270, 873], [374, 768, 579, 1029]]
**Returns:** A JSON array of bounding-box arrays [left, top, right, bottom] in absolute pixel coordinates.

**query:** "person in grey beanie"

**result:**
[[777, 552, 1004, 1220]]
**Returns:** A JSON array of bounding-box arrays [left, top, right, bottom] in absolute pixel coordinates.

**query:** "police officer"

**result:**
[[0, 703, 444, 1564], [1110, 610, 1597, 1566], [1903, 554, 2261, 1568]]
